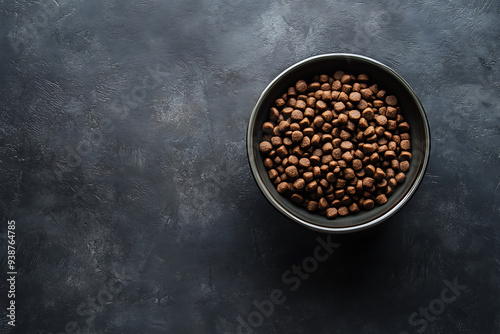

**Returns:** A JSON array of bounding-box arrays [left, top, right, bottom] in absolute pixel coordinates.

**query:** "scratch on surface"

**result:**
[[425, 172, 440, 184], [494, 180, 500, 192], [478, 0, 494, 14], [496, 259, 500, 268]]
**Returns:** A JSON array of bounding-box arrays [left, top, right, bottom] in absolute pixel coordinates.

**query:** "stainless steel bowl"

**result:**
[[247, 53, 431, 233]]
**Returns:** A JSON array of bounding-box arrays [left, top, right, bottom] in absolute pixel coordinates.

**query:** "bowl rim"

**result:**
[[246, 53, 431, 233]]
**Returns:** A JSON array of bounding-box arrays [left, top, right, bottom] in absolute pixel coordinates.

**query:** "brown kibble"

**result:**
[[349, 92, 362, 102], [363, 143, 376, 154], [364, 125, 375, 137], [338, 206, 349, 216], [375, 115, 388, 126], [400, 151, 412, 160], [259, 141, 273, 153], [338, 91, 349, 103], [348, 110, 361, 121], [340, 130, 351, 140], [322, 142, 334, 154], [349, 203, 360, 213], [299, 157, 311, 168], [398, 122, 410, 132], [295, 100, 306, 110], [375, 194, 387, 205], [262, 122, 274, 133], [340, 141, 353, 151], [271, 136, 283, 147], [316, 100, 327, 111], [293, 178, 306, 191], [400, 140, 411, 150], [360, 88, 373, 100], [374, 167, 386, 181], [357, 74, 369, 82], [291, 109, 304, 121], [385, 95, 398, 106], [291, 131, 304, 143], [384, 150, 397, 160], [268, 169, 278, 179], [275, 145, 288, 158], [344, 168, 355, 179], [300, 136, 311, 148], [285, 166, 299, 178], [326, 207, 338, 219], [363, 199, 375, 210], [400, 160, 410, 172], [307, 200, 318, 212], [342, 151, 353, 162], [305, 180, 318, 193], [277, 182, 291, 194], [333, 102, 345, 112], [362, 177, 375, 188], [295, 79, 308, 93], [340, 74, 352, 84], [362, 108, 375, 120], [395, 172, 406, 183], [352, 159, 363, 170]]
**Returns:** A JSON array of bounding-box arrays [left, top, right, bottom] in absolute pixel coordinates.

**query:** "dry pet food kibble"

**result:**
[[259, 71, 412, 219]]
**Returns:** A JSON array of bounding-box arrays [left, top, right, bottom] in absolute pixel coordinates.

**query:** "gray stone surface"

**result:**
[[0, 0, 499, 333]]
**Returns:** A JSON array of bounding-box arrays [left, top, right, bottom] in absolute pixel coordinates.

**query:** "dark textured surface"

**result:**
[[0, 1, 499, 333]]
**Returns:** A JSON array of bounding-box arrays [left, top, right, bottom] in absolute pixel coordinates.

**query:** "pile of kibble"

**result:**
[[259, 71, 412, 219]]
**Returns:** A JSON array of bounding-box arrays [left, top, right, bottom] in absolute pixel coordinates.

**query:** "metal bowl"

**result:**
[[247, 53, 431, 233]]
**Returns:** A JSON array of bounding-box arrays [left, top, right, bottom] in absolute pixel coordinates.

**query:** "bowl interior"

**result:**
[[247, 54, 430, 232]]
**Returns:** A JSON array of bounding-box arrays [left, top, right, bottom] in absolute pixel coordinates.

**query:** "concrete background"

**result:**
[[0, 0, 499, 333]]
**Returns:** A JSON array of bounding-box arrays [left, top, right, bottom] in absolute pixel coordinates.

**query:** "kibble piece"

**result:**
[[360, 88, 373, 100], [268, 169, 278, 179], [375, 115, 388, 126], [349, 92, 362, 102], [363, 199, 375, 210], [305, 180, 318, 193], [362, 177, 375, 188], [326, 207, 338, 219], [322, 142, 334, 154], [362, 108, 375, 120], [340, 74, 352, 84], [385, 95, 398, 106], [395, 172, 406, 183], [400, 160, 410, 172], [290, 193, 304, 204], [276, 145, 288, 158], [277, 182, 291, 194], [348, 110, 361, 121], [259, 141, 273, 153], [293, 178, 306, 191], [340, 141, 353, 151], [307, 200, 318, 212], [299, 157, 311, 168], [285, 166, 299, 178], [352, 159, 363, 171], [349, 203, 360, 213], [338, 206, 349, 216], [374, 167, 386, 180], [398, 122, 410, 132], [300, 136, 311, 148], [291, 131, 304, 143], [375, 194, 388, 205], [333, 102, 345, 113], [344, 168, 355, 179], [295, 79, 308, 93], [400, 140, 411, 150]]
